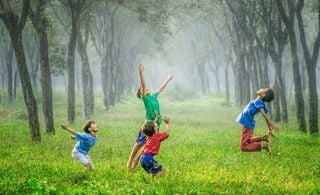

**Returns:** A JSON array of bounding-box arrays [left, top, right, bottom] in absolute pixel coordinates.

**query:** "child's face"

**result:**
[[89, 123, 99, 132], [153, 121, 159, 132], [256, 88, 268, 97]]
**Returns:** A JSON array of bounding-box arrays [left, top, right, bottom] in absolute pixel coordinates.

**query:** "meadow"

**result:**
[[0, 92, 319, 194]]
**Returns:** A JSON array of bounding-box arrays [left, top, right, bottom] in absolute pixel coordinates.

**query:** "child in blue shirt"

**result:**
[[237, 88, 278, 154], [61, 121, 98, 170]]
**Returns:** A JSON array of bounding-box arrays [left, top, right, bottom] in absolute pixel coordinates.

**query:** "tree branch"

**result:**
[[18, 0, 30, 32], [275, 0, 290, 29]]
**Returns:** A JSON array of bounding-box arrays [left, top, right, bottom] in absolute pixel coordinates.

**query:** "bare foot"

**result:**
[[153, 168, 165, 178], [261, 134, 270, 142], [262, 143, 272, 155], [266, 143, 272, 155]]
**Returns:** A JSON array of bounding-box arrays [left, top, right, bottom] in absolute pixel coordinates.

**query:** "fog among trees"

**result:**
[[0, 0, 319, 141]]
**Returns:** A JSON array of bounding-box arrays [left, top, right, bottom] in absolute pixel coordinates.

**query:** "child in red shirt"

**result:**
[[140, 116, 170, 178]]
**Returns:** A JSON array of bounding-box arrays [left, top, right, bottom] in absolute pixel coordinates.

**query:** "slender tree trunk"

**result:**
[[101, 63, 109, 110], [39, 31, 54, 133], [273, 81, 281, 122], [225, 63, 230, 104], [13, 37, 41, 141], [29, 0, 55, 133], [6, 44, 14, 101], [77, 31, 94, 119], [296, 0, 319, 134], [66, 4, 81, 122], [14, 70, 19, 100]]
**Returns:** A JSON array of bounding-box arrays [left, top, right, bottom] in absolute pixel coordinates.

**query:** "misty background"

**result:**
[[0, 0, 319, 141]]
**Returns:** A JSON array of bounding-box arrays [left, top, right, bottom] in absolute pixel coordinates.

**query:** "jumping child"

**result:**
[[140, 115, 170, 178], [236, 88, 278, 154], [61, 121, 99, 170]]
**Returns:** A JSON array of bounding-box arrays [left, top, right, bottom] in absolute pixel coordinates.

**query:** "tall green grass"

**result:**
[[0, 94, 319, 194]]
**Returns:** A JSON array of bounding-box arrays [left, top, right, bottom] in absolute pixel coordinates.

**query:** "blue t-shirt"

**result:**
[[236, 98, 269, 129], [73, 132, 97, 155]]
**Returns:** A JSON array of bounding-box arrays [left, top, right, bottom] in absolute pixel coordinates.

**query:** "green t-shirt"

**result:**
[[141, 92, 162, 125]]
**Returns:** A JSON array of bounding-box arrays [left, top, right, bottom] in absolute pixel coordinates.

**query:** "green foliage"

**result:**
[[0, 95, 319, 193]]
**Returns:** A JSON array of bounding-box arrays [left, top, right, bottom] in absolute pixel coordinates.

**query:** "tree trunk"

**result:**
[[39, 31, 55, 133], [273, 81, 281, 122], [14, 70, 19, 100], [0, 0, 41, 142], [276, 0, 306, 132], [29, 0, 55, 133], [66, 2, 81, 122], [77, 31, 94, 119], [225, 63, 230, 104], [296, 0, 319, 134], [6, 44, 14, 102], [101, 63, 109, 110]]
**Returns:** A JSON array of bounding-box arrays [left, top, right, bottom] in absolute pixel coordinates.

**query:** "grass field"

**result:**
[[0, 93, 319, 194]]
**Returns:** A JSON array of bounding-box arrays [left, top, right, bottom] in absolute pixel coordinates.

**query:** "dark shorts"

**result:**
[[136, 129, 147, 145], [140, 154, 163, 175]]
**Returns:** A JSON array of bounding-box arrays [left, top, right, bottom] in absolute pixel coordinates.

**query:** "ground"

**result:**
[[0, 93, 319, 194]]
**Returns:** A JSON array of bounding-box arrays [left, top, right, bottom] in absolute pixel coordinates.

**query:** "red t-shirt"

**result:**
[[142, 132, 168, 155]]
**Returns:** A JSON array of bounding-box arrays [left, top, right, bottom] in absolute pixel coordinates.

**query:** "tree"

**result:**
[[296, 0, 319, 135], [29, 0, 55, 133], [77, 21, 94, 119], [276, 0, 306, 132], [60, 0, 85, 122], [0, 0, 41, 141], [260, 0, 288, 123]]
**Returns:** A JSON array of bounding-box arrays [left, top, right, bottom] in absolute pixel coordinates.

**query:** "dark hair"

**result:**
[[136, 86, 142, 99], [262, 88, 274, 102], [83, 121, 95, 133], [142, 121, 156, 136]]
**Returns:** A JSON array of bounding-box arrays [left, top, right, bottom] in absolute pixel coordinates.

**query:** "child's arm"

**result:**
[[163, 116, 170, 136], [259, 108, 278, 131], [138, 64, 147, 94], [157, 74, 173, 94], [61, 124, 76, 135]]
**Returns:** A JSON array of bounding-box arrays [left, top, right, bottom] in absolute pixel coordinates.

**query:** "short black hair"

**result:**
[[83, 121, 95, 133], [262, 88, 274, 102], [142, 121, 156, 136]]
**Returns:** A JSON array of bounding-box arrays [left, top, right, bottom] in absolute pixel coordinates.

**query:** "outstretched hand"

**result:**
[[163, 116, 170, 124], [167, 74, 173, 81], [138, 64, 144, 73]]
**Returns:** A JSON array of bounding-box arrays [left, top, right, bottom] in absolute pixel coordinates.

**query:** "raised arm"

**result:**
[[163, 116, 171, 136], [259, 108, 278, 131], [61, 124, 76, 135], [138, 64, 147, 94], [158, 74, 173, 94]]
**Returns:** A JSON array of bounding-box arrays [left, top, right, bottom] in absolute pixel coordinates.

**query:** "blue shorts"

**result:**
[[136, 129, 146, 145], [136, 125, 160, 145], [140, 154, 163, 175]]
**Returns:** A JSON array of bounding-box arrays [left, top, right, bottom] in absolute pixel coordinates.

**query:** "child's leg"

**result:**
[[127, 143, 143, 171], [240, 127, 261, 152], [127, 129, 146, 171]]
